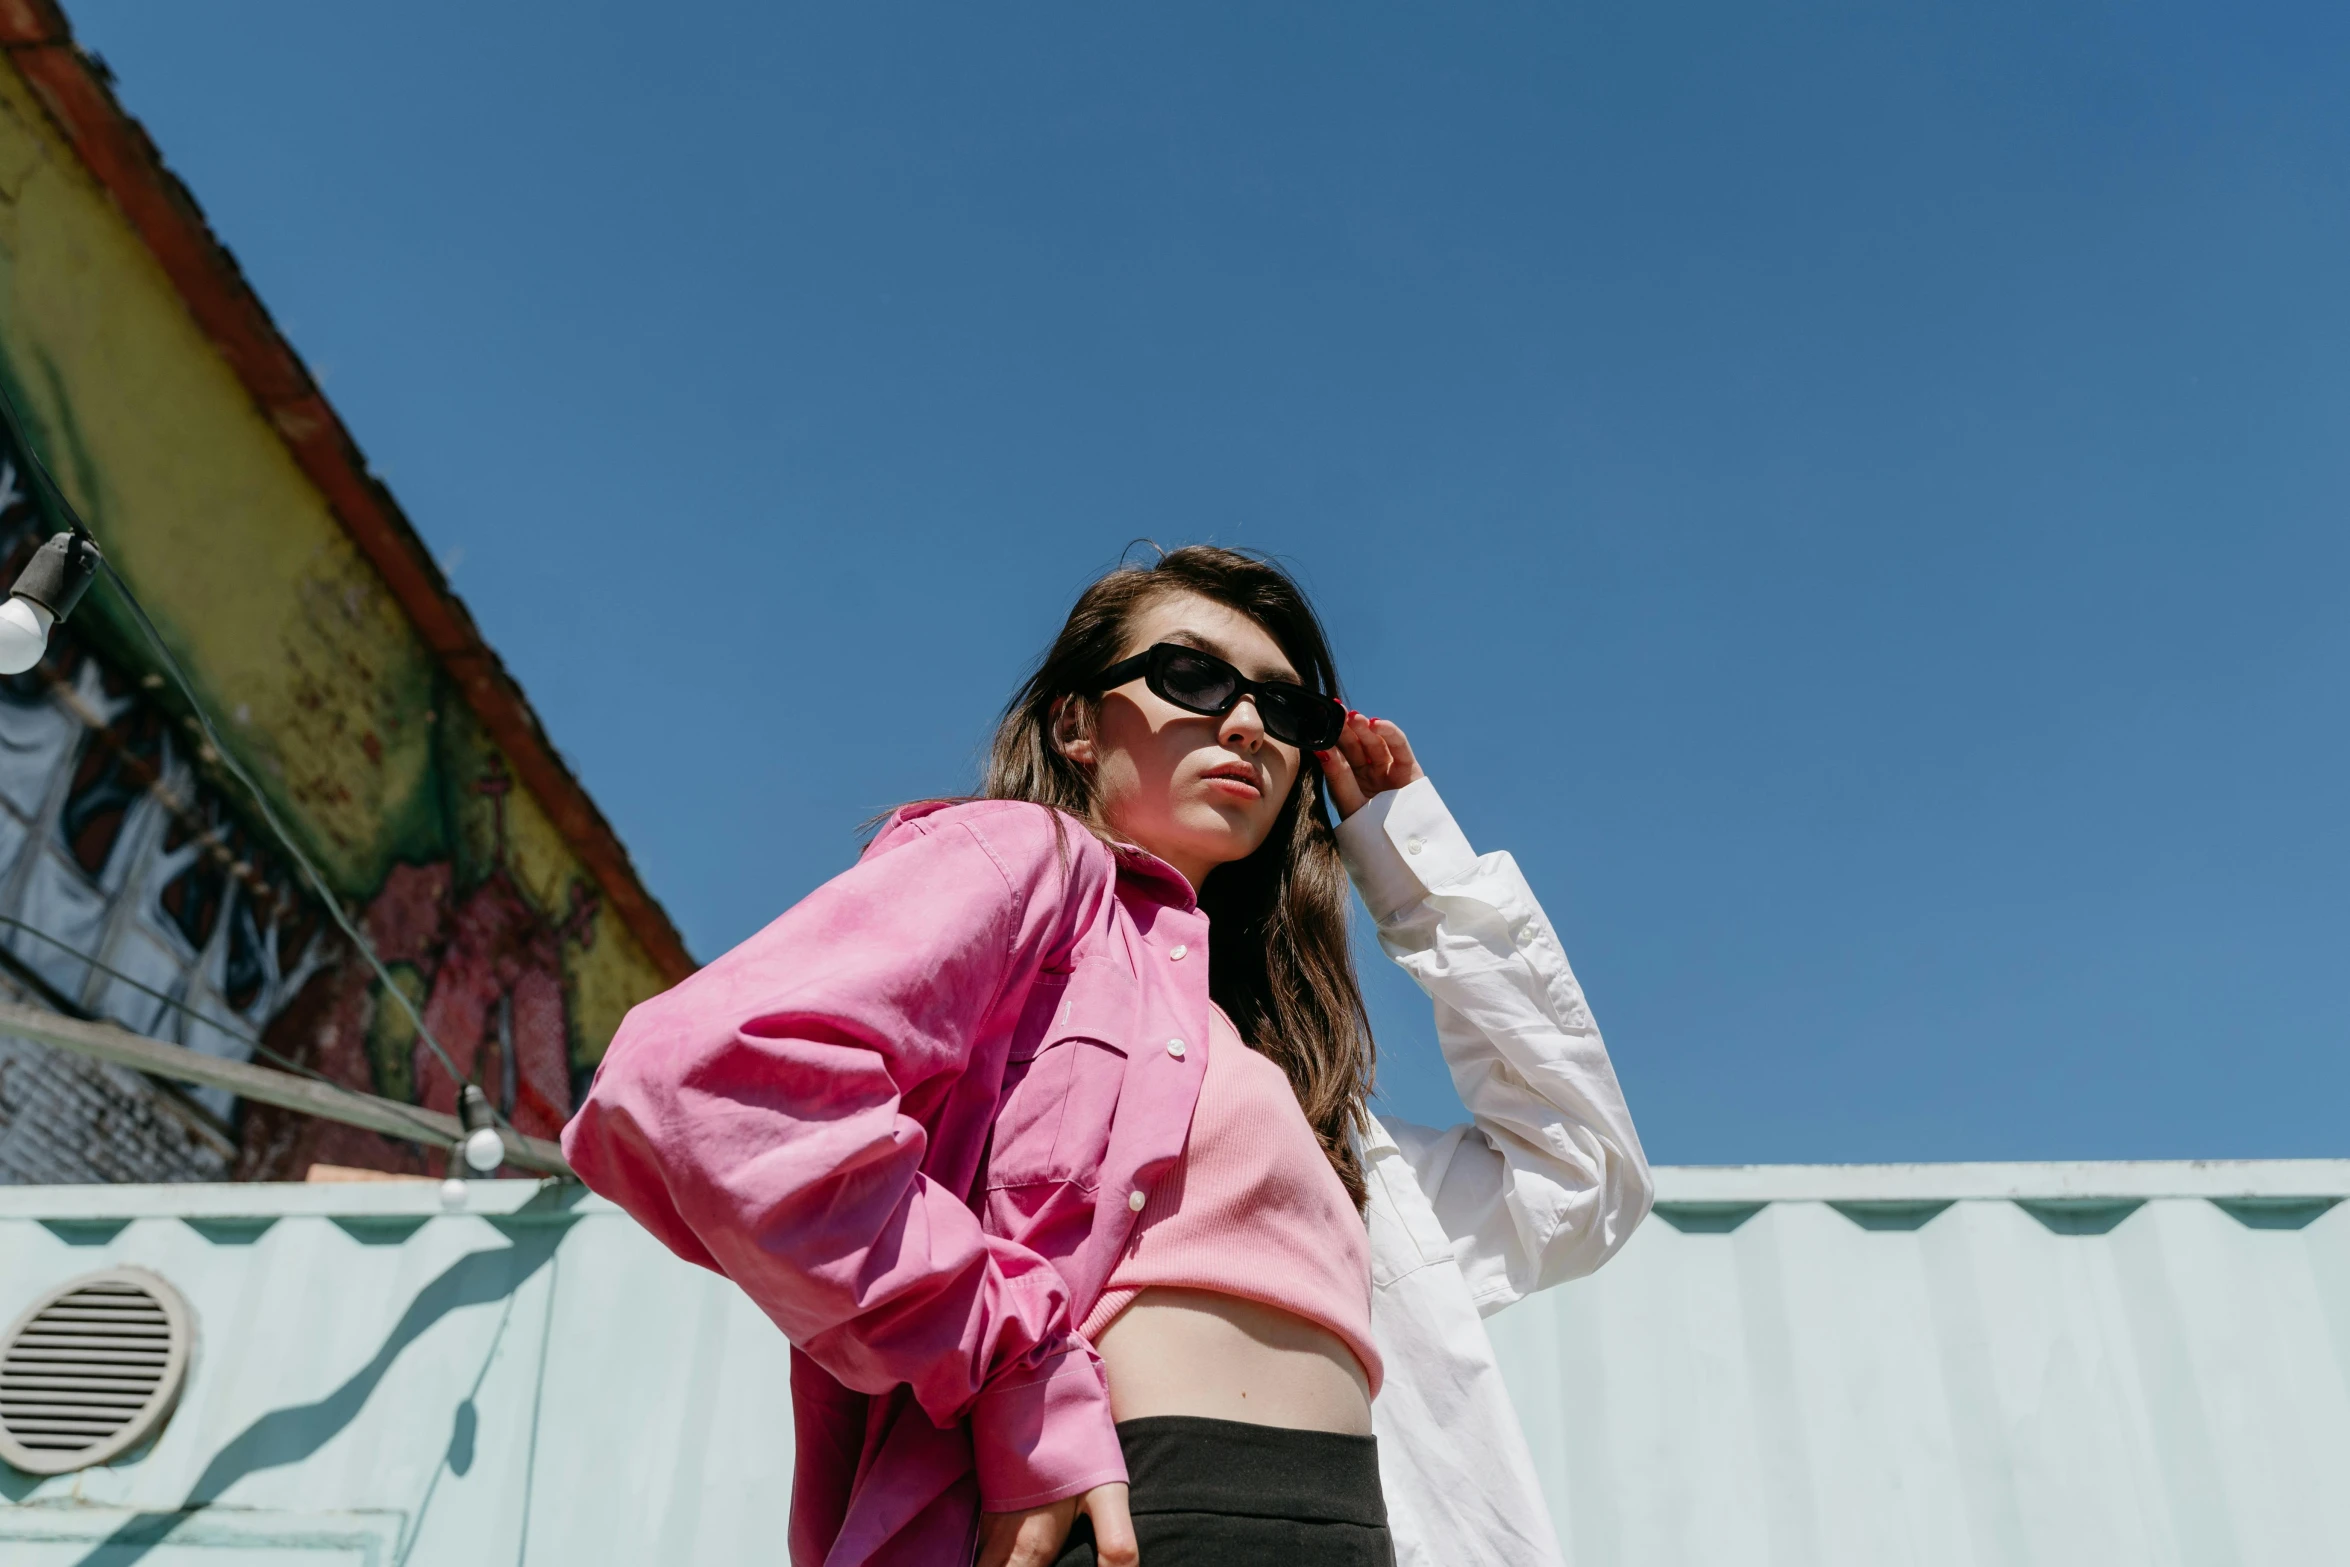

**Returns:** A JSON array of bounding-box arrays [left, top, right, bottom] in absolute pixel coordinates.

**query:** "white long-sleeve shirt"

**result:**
[[1339, 777, 1652, 1567]]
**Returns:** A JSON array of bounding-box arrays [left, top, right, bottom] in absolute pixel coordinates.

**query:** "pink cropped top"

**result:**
[[1080, 1006, 1383, 1394]]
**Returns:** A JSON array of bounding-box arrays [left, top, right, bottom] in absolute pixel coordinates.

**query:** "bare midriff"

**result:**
[[1093, 1286, 1374, 1435]]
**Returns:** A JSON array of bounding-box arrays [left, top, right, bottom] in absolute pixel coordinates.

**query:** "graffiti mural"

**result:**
[[0, 453, 327, 1126], [0, 433, 607, 1182], [236, 761, 600, 1179]]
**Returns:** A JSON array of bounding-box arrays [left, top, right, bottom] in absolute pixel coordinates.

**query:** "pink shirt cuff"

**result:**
[[969, 1345, 1128, 1512]]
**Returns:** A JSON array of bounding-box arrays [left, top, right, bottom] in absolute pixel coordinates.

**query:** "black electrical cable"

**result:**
[[0, 911, 456, 1148], [0, 375, 515, 1140]]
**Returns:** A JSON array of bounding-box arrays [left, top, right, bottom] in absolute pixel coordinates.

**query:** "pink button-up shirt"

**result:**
[[563, 799, 1211, 1566]]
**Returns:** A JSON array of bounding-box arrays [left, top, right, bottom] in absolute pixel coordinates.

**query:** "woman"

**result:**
[[563, 547, 1650, 1567]]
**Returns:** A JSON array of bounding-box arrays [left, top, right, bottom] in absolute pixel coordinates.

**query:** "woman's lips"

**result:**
[[1202, 766, 1263, 798]]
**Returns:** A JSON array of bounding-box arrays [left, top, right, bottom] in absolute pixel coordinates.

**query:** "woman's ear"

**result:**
[[1050, 695, 1097, 766]]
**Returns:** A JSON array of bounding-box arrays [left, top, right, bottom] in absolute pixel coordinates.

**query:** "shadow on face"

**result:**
[[1058, 591, 1306, 888]]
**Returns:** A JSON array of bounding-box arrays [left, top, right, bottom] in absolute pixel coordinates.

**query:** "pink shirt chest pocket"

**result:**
[[988, 968, 1129, 1197]]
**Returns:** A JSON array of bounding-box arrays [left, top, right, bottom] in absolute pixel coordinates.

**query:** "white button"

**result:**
[[1169, 945, 1188, 960], [1166, 1038, 1187, 1060], [1406, 836, 1425, 855], [1127, 1189, 1147, 1212]]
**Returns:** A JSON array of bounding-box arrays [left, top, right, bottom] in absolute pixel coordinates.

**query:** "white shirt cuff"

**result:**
[[1334, 775, 1478, 922]]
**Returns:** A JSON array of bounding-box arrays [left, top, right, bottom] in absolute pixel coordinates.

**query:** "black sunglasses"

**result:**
[[1093, 643, 1347, 751]]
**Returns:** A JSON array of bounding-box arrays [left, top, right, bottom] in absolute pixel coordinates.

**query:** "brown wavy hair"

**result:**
[[984, 546, 1376, 1207]]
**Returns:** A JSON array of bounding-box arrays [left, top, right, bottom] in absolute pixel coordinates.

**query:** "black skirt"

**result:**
[[1050, 1415, 1395, 1567]]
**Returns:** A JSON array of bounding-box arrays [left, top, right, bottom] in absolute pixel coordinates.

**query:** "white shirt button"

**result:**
[[1406, 836, 1425, 855], [1169, 944, 1188, 960], [1166, 1037, 1187, 1060], [1127, 1189, 1147, 1212]]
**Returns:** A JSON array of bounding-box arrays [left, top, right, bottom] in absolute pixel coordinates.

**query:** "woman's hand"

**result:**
[[977, 1481, 1138, 1567], [1316, 713, 1425, 822]]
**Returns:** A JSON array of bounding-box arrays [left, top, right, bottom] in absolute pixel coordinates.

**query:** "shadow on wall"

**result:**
[[29, 1186, 582, 1564]]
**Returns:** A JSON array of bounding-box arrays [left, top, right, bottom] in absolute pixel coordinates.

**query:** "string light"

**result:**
[[458, 1084, 507, 1173], [442, 1086, 506, 1208], [0, 529, 98, 674]]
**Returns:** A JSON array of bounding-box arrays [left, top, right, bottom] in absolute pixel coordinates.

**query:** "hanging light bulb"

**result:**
[[0, 531, 100, 676], [463, 1126, 506, 1172], [0, 597, 52, 674], [441, 1086, 504, 1205], [457, 1083, 507, 1174]]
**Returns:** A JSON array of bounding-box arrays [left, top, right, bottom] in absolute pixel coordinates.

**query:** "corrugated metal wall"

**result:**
[[1488, 1164, 2350, 1566], [2, 1164, 2343, 1564], [0, 1182, 797, 1564]]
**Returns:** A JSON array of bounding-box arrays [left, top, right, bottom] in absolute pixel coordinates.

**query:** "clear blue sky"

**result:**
[[71, 2, 2348, 1164]]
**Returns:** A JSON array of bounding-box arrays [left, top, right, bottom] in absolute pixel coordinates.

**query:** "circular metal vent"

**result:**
[[0, 1267, 193, 1475]]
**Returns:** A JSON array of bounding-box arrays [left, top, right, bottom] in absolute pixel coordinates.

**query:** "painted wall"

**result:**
[[0, 57, 674, 1179]]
